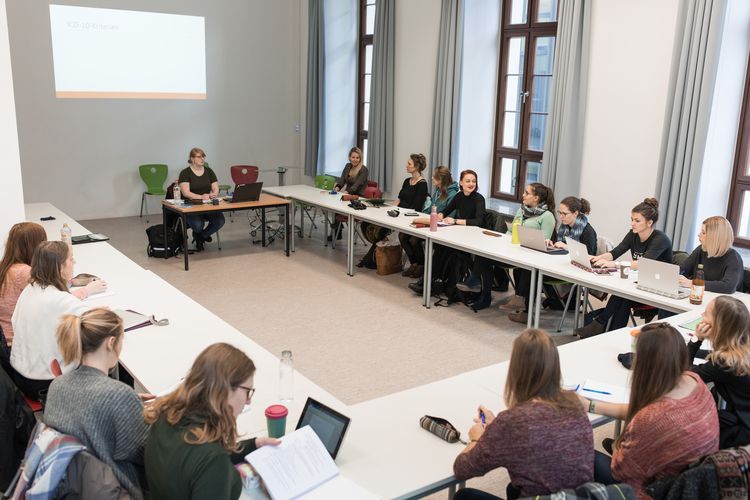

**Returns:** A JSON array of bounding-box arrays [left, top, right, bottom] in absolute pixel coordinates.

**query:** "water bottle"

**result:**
[[511, 219, 521, 244], [173, 183, 181, 203], [429, 205, 438, 232], [61, 223, 72, 245], [689, 264, 705, 305], [279, 350, 294, 402]]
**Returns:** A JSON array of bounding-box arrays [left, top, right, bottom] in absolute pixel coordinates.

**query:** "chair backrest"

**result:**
[[673, 250, 690, 267], [483, 209, 509, 233], [314, 174, 336, 191], [743, 269, 750, 294], [138, 164, 168, 192], [596, 236, 614, 256], [363, 185, 382, 199], [230, 165, 259, 185], [50, 359, 62, 378], [367, 180, 378, 188]]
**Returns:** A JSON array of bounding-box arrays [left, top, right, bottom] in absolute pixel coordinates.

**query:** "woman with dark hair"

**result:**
[[575, 198, 673, 338], [394, 154, 429, 277], [453, 329, 593, 499], [45, 308, 150, 499], [10, 241, 105, 399], [552, 196, 597, 255], [585, 323, 718, 497], [690, 296, 750, 447], [179, 147, 224, 251], [0, 222, 47, 349], [144, 343, 279, 499]]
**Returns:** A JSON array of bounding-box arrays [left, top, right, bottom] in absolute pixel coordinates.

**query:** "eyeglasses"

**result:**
[[237, 385, 255, 400], [557, 211, 572, 217]]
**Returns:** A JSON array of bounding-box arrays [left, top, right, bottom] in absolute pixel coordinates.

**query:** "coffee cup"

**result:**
[[265, 404, 288, 438], [619, 262, 630, 279]]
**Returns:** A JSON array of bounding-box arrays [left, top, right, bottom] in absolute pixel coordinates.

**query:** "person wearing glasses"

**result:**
[[144, 343, 279, 500], [550, 197, 597, 255], [178, 147, 224, 251], [44, 308, 152, 499]]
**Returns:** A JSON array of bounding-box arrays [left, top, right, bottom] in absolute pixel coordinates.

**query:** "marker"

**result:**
[[582, 388, 611, 396], [479, 410, 486, 427]]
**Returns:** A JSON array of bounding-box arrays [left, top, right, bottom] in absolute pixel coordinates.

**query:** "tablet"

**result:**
[[295, 397, 350, 459]]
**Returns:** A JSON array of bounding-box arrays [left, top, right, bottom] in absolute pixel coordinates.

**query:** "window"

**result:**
[[490, 0, 558, 201], [357, 0, 376, 162], [728, 51, 750, 248]]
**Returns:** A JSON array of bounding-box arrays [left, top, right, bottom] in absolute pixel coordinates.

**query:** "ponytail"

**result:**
[[57, 314, 83, 365], [55, 308, 124, 365]]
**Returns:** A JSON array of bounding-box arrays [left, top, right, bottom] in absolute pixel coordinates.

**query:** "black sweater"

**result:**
[[611, 229, 672, 263], [679, 247, 744, 293], [397, 178, 428, 211], [441, 191, 486, 227]]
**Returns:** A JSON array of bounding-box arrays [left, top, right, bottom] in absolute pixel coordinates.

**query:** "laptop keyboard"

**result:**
[[572, 261, 614, 275], [636, 284, 690, 300]]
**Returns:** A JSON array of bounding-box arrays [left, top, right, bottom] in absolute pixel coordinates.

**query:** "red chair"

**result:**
[[363, 185, 382, 199], [20, 359, 63, 413], [230, 165, 259, 185], [367, 180, 378, 188]]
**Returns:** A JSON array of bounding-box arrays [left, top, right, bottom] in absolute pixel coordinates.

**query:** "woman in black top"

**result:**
[[439, 170, 485, 226], [575, 198, 673, 338], [679, 216, 744, 293], [396, 154, 429, 278], [178, 147, 224, 251], [690, 296, 750, 447]]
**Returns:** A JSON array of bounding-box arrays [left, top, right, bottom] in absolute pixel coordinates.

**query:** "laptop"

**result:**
[[517, 226, 568, 255], [227, 182, 263, 203], [295, 398, 351, 459], [567, 239, 614, 275], [636, 258, 691, 299]]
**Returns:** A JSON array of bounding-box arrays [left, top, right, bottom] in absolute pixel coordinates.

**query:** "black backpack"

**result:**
[[433, 250, 475, 306], [146, 224, 182, 258]]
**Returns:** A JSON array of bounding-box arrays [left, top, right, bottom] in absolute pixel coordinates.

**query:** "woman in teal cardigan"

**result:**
[[505, 183, 557, 323]]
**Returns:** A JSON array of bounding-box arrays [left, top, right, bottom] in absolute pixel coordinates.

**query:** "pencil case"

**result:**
[[419, 415, 462, 443]]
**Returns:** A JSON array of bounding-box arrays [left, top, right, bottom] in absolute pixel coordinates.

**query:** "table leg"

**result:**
[[285, 204, 290, 256], [261, 208, 266, 247], [527, 268, 537, 328], [324, 210, 329, 247], [534, 270, 543, 328], [573, 284, 581, 329], [448, 484, 456, 500], [346, 214, 354, 276], [298, 202, 304, 239], [162, 206, 167, 261], [182, 213, 189, 271], [290, 202, 296, 252], [424, 238, 433, 308]]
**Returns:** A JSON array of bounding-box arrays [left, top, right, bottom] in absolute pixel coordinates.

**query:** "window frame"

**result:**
[[490, 0, 557, 202], [357, 0, 374, 154], [728, 50, 750, 248]]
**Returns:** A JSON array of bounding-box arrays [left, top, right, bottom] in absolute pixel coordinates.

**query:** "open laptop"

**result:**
[[517, 226, 568, 255], [567, 239, 614, 275], [636, 258, 690, 299], [227, 182, 263, 203], [295, 398, 351, 459]]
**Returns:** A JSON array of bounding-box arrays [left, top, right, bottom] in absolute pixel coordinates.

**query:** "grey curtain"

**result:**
[[304, 0, 325, 177], [429, 0, 463, 180], [540, 0, 591, 198], [366, 0, 395, 190], [656, 0, 726, 250]]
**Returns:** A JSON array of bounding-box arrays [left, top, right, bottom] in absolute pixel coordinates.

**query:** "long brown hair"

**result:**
[[29, 241, 70, 292], [0, 222, 47, 297], [57, 308, 124, 366], [622, 323, 688, 440], [529, 182, 556, 212], [504, 329, 581, 412], [432, 166, 453, 201], [144, 343, 256, 452], [707, 297, 750, 376]]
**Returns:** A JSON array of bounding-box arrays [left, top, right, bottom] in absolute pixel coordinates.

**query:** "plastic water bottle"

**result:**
[[429, 205, 438, 232], [511, 219, 521, 244], [61, 223, 72, 245], [173, 183, 181, 203], [279, 350, 294, 402]]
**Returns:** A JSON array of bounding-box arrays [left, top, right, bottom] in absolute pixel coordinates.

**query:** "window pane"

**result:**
[[739, 190, 750, 239], [362, 139, 369, 164], [366, 5, 376, 35], [536, 0, 558, 22], [502, 112, 521, 148], [528, 113, 547, 151], [509, 0, 528, 24], [531, 75, 552, 113], [505, 75, 523, 112], [525, 161, 542, 185], [363, 102, 370, 130], [499, 158, 518, 194], [364, 74, 371, 101], [365, 45, 373, 73], [533, 36, 556, 75], [506, 37, 526, 75]]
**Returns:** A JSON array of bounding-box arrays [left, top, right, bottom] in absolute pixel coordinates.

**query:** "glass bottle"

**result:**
[[689, 264, 705, 305], [61, 223, 72, 245], [279, 350, 294, 402]]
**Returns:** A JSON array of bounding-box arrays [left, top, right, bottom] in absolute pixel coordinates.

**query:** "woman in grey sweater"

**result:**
[[44, 308, 151, 499]]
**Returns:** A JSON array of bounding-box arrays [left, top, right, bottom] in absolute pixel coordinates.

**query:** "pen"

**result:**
[[479, 410, 486, 427], [582, 388, 612, 395]]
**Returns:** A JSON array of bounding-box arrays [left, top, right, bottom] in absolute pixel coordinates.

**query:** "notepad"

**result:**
[[245, 426, 377, 500], [679, 317, 702, 332], [576, 380, 629, 404], [113, 309, 151, 332]]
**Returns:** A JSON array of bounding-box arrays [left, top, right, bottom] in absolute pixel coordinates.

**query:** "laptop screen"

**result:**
[[295, 398, 350, 459]]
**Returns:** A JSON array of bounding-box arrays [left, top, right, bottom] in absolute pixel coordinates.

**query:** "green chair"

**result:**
[[139, 164, 168, 221], [306, 175, 338, 238]]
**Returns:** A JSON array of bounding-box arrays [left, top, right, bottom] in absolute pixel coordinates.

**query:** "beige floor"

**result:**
[[82, 211, 614, 498]]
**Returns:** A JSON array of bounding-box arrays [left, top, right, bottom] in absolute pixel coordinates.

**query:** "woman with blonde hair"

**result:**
[[453, 329, 593, 499], [144, 343, 279, 499], [678, 215, 743, 293], [0, 222, 46, 349], [584, 323, 718, 497], [690, 296, 750, 447], [10, 241, 105, 399], [44, 308, 149, 499]]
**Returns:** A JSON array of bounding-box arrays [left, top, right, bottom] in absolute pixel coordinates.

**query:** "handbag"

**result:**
[[375, 245, 402, 275], [419, 415, 464, 444]]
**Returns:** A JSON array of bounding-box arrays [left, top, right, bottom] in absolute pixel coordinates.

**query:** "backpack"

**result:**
[[0, 364, 35, 491], [146, 224, 182, 258], [433, 250, 475, 306]]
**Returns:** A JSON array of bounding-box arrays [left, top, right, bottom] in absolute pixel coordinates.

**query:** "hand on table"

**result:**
[[591, 257, 615, 268], [201, 194, 210, 200], [553, 241, 567, 249], [443, 217, 456, 225], [84, 279, 107, 295], [256, 437, 281, 447], [678, 276, 692, 288]]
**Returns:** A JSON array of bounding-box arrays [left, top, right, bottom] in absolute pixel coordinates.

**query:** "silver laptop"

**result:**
[[636, 258, 690, 299], [517, 226, 568, 255], [567, 239, 613, 275]]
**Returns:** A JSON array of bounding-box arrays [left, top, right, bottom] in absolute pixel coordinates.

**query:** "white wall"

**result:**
[[579, 0, 681, 243], [7, 0, 302, 220], [0, 0, 25, 240], [391, 0, 441, 197]]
